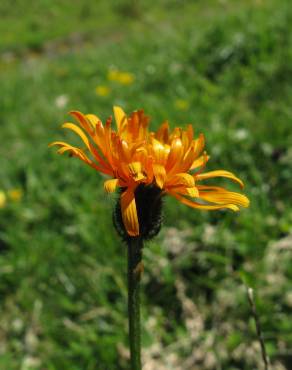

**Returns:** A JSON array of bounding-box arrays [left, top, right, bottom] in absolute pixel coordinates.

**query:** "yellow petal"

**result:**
[[50, 141, 83, 157], [198, 189, 250, 208], [196, 170, 244, 188], [167, 173, 195, 188], [86, 114, 102, 127], [62, 123, 90, 150], [169, 191, 239, 211], [192, 133, 205, 157], [128, 162, 145, 182], [104, 179, 119, 193], [114, 106, 128, 131], [166, 138, 183, 171], [151, 138, 169, 165], [190, 153, 210, 170], [181, 145, 197, 172], [180, 133, 205, 172], [49, 140, 73, 148], [169, 186, 199, 197], [185, 187, 199, 197], [121, 188, 139, 236], [153, 164, 166, 189]]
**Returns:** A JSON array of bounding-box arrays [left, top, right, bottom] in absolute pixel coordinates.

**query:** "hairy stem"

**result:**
[[127, 237, 143, 370], [247, 287, 269, 370]]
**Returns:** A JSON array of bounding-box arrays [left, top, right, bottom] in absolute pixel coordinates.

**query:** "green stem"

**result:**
[[127, 237, 143, 370]]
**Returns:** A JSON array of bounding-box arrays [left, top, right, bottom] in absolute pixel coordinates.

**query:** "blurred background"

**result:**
[[0, 0, 292, 369]]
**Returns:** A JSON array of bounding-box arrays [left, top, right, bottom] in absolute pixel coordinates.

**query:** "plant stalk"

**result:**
[[127, 237, 143, 370]]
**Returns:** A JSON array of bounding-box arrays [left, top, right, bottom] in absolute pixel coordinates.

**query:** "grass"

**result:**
[[0, 0, 292, 369]]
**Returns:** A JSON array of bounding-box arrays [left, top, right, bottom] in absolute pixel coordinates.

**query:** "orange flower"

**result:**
[[50, 107, 249, 237]]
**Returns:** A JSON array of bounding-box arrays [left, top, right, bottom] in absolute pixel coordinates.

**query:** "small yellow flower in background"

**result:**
[[8, 189, 23, 202], [0, 191, 6, 209], [95, 85, 111, 97], [107, 69, 120, 81], [50, 106, 249, 237], [175, 99, 190, 111], [117, 72, 135, 85], [107, 69, 135, 85]]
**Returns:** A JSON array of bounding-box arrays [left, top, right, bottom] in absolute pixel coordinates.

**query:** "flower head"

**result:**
[[50, 107, 249, 238]]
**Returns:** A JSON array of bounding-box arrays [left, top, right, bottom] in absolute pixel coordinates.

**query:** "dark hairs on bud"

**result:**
[[113, 184, 163, 243]]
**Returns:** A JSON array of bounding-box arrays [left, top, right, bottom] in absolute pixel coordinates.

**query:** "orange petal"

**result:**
[[50, 141, 112, 175], [59, 124, 112, 173], [181, 131, 191, 152], [70, 111, 93, 134], [116, 138, 131, 162], [128, 111, 140, 140], [195, 170, 244, 188], [94, 121, 106, 155], [155, 121, 169, 143], [186, 124, 194, 143], [104, 117, 114, 167], [144, 157, 154, 183], [121, 188, 139, 236], [88, 142, 112, 173], [132, 145, 147, 163], [169, 127, 182, 141], [166, 138, 183, 171]]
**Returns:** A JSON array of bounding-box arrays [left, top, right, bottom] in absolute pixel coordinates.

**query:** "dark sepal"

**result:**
[[113, 184, 163, 243]]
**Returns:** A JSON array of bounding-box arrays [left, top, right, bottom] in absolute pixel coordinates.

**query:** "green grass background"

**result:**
[[0, 0, 292, 369]]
